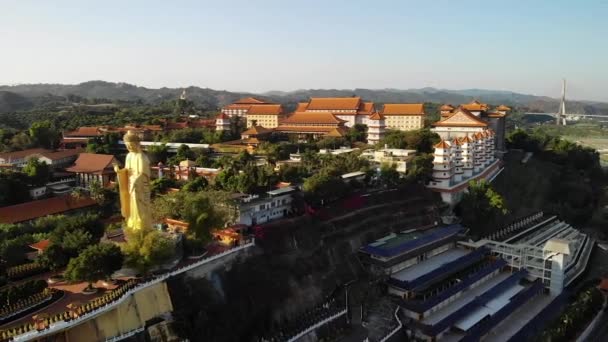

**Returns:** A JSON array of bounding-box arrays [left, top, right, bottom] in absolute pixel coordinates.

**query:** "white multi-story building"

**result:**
[[365, 112, 386, 145], [235, 186, 297, 226], [428, 108, 502, 204]]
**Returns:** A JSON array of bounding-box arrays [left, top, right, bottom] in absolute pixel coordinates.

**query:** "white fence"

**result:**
[[12, 241, 255, 342], [377, 307, 402, 342], [104, 327, 145, 342], [287, 309, 348, 342]]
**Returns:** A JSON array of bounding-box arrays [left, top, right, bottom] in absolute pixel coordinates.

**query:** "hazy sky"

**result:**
[[2, 0, 607, 101]]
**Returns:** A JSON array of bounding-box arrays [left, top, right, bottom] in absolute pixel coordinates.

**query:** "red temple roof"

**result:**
[[0, 196, 97, 224]]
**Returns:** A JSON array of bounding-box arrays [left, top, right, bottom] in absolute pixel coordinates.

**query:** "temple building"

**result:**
[[221, 97, 273, 118], [215, 112, 231, 131], [274, 112, 348, 140], [378, 103, 426, 131], [366, 112, 386, 145], [240, 125, 273, 147], [245, 104, 285, 128], [292, 97, 375, 127], [428, 108, 502, 204], [66, 153, 119, 188], [439, 100, 511, 152]]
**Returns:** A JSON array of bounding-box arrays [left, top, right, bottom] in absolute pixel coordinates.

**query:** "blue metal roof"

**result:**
[[360, 225, 464, 258]]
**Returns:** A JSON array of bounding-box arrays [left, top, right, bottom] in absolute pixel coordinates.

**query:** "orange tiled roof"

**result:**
[[216, 112, 230, 120], [274, 126, 347, 135], [295, 102, 309, 112], [433, 108, 488, 128], [246, 104, 283, 115], [63, 127, 103, 137], [66, 153, 117, 174], [0, 195, 97, 224], [486, 112, 507, 118], [0, 148, 50, 161], [496, 105, 511, 111], [242, 125, 273, 136], [434, 140, 450, 149], [440, 104, 455, 111], [39, 148, 83, 161], [358, 102, 375, 114], [141, 125, 164, 131], [233, 97, 269, 105], [451, 137, 462, 146], [381, 104, 425, 115], [307, 97, 362, 110], [29, 239, 51, 251], [281, 112, 346, 125], [187, 119, 216, 128], [460, 135, 473, 143], [326, 128, 347, 137], [368, 112, 384, 121], [461, 100, 488, 112], [223, 104, 253, 110]]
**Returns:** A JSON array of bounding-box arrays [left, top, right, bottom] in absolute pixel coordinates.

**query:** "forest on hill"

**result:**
[[2, 81, 608, 116]]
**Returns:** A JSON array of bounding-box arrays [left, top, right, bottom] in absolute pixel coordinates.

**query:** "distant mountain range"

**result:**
[[1, 80, 607, 115]]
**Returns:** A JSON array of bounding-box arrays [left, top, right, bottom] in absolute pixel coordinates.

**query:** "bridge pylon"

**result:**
[[557, 79, 567, 125]]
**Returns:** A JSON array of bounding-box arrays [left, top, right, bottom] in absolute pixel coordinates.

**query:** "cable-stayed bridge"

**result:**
[[522, 79, 608, 125]]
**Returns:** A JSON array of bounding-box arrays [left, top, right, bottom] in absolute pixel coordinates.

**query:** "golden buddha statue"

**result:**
[[114, 130, 152, 231]]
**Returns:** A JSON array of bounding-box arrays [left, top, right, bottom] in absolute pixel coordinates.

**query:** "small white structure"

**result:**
[[29, 186, 47, 199], [360, 147, 416, 174], [215, 112, 231, 131], [236, 186, 297, 226], [319, 147, 359, 155], [341, 171, 367, 183]]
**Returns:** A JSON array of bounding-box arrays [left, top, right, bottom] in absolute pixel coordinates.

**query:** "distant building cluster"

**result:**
[[220, 96, 426, 144]]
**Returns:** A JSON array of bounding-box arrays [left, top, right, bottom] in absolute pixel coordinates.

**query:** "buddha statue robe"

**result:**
[[116, 150, 152, 231]]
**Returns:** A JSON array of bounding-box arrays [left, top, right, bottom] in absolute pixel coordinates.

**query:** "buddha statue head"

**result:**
[[124, 130, 142, 153]]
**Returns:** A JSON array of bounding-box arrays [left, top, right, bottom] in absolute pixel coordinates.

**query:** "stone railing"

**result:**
[[286, 309, 347, 342], [0, 289, 56, 322], [484, 211, 545, 241], [46, 178, 76, 187], [104, 327, 145, 342], [369, 307, 402, 342], [2, 240, 255, 342]]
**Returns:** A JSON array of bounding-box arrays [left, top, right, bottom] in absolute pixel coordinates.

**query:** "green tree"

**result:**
[[150, 177, 179, 196], [23, 158, 51, 186], [61, 229, 93, 257], [406, 154, 434, 183], [346, 124, 367, 143], [378, 164, 400, 187], [456, 179, 507, 237], [0, 171, 31, 206], [29, 121, 59, 149], [147, 144, 169, 164], [122, 230, 174, 274], [183, 177, 208, 192], [9, 132, 34, 151], [37, 243, 69, 270], [65, 243, 124, 287]]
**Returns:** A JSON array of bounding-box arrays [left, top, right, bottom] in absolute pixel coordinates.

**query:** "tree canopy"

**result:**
[[65, 243, 124, 284]]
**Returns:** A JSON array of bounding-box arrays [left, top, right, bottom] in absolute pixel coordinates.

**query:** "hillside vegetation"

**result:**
[[2, 81, 608, 116]]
